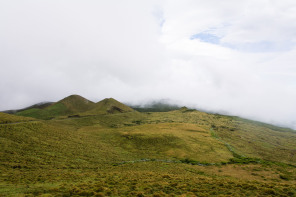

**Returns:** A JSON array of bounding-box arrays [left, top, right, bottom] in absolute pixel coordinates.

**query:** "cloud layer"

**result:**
[[1, 0, 296, 129]]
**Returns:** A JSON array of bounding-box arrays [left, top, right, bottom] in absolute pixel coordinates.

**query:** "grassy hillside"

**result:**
[[143, 109, 296, 164], [1, 97, 296, 196], [83, 98, 135, 115], [2, 102, 53, 114], [15, 96, 133, 119], [16, 95, 95, 120], [0, 112, 34, 124], [58, 94, 96, 113]]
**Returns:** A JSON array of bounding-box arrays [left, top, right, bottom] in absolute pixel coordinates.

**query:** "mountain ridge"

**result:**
[[13, 95, 134, 119], [82, 97, 135, 115], [2, 94, 296, 131]]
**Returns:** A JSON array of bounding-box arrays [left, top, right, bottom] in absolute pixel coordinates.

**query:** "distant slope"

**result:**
[[2, 102, 54, 114], [130, 101, 180, 112], [0, 112, 34, 124], [16, 95, 95, 119], [83, 98, 135, 115], [15, 96, 134, 119]]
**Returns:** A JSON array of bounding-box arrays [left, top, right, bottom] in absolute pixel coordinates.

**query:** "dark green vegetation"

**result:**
[[2, 102, 54, 115], [130, 101, 180, 112], [1, 95, 296, 196]]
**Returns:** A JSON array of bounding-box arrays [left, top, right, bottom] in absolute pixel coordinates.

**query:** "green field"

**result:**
[[1, 96, 296, 196]]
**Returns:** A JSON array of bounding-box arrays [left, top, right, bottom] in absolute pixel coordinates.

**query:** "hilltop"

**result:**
[[15, 95, 94, 119], [15, 94, 95, 119], [14, 95, 134, 120], [82, 98, 135, 115], [1, 95, 296, 196], [57, 94, 96, 112]]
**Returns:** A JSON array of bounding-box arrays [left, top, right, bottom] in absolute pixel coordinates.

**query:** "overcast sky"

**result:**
[[1, 0, 296, 129]]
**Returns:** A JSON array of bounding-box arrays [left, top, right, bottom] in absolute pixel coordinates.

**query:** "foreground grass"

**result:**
[[1, 162, 296, 196], [1, 110, 296, 196]]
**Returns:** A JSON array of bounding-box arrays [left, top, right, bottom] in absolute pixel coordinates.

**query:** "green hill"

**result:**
[[2, 102, 53, 114], [83, 98, 135, 115], [15, 96, 134, 120], [1, 97, 296, 196], [58, 94, 96, 113], [16, 95, 95, 119]]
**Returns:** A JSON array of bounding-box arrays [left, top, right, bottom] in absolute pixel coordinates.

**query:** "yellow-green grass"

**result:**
[[208, 115, 296, 164], [1, 106, 296, 196], [1, 162, 295, 196], [104, 123, 233, 163], [15, 108, 296, 165], [143, 110, 296, 164], [0, 119, 230, 172], [16, 103, 68, 120], [0, 112, 34, 124]]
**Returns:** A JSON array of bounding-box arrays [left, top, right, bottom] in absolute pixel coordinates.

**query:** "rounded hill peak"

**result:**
[[82, 98, 134, 115], [62, 94, 85, 100], [102, 97, 116, 101], [58, 95, 94, 103]]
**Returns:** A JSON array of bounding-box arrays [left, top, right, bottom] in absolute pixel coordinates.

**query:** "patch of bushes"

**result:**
[[279, 174, 291, 180], [180, 158, 212, 166], [229, 157, 261, 165]]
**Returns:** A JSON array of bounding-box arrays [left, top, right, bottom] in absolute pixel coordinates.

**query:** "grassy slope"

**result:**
[[142, 109, 296, 164], [207, 114, 296, 164], [15, 96, 133, 119], [82, 98, 135, 115], [16, 95, 96, 120], [58, 94, 96, 113], [0, 112, 34, 124], [15, 103, 67, 120], [1, 108, 296, 196]]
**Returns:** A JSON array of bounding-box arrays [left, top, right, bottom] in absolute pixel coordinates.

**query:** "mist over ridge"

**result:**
[[3, 93, 295, 130], [0, 0, 295, 130]]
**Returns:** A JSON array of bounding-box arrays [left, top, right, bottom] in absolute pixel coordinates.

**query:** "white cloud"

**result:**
[[0, 0, 296, 129]]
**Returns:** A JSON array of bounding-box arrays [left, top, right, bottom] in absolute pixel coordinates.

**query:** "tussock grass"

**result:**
[[2, 163, 295, 196], [1, 103, 296, 196], [145, 110, 296, 164], [0, 112, 34, 124]]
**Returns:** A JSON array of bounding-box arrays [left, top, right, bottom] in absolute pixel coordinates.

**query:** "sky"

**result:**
[[1, 0, 296, 129]]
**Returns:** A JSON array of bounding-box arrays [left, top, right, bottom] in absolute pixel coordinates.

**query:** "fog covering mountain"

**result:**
[[1, 1, 296, 130], [2, 95, 295, 131], [128, 100, 181, 112]]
